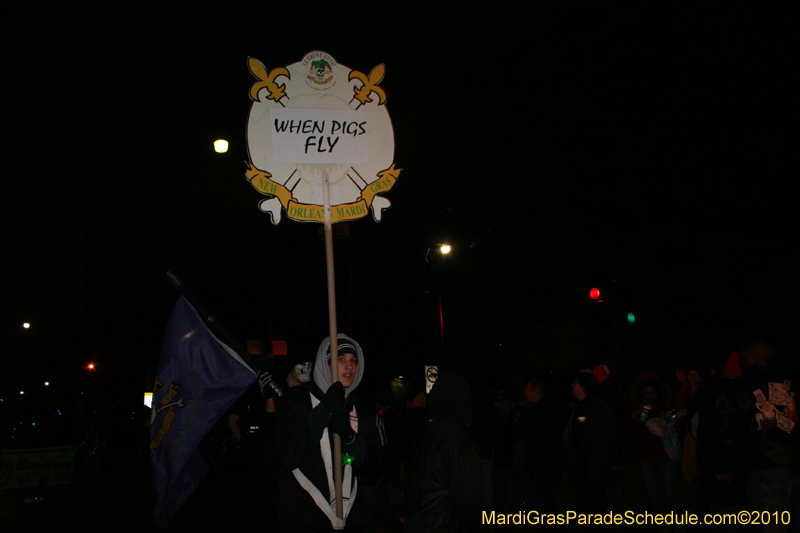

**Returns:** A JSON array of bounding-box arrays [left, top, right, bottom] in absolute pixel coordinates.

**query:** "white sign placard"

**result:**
[[245, 51, 400, 224], [0, 446, 77, 489], [270, 108, 369, 164]]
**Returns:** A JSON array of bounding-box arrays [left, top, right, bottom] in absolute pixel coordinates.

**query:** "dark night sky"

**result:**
[[2, 5, 797, 399]]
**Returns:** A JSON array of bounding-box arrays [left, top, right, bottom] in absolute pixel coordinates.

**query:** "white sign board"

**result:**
[[0, 446, 77, 489], [245, 51, 400, 224]]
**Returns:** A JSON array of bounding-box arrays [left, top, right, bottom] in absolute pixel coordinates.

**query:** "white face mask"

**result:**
[[294, 362, 312, 383]]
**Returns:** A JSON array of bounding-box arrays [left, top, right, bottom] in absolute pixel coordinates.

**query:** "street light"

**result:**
[[214, 139, 229, 153], [22, 322, 30, 329], [440, 244, 451, 254]]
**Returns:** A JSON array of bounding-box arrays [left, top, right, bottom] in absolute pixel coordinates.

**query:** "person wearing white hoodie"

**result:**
[[275, 334, 383, 532]]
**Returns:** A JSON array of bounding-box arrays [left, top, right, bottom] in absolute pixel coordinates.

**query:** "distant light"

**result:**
[[440, 244, 451, 254], [58, 410, 62, 416], [44, 382, 49, 386], [214, 139, 229, 153], [87, 363, 95, 370], [627, 312, 636, 324], [19, 391, 24, 395], [23, 323, 30, 329], [398, 376, 403, 379], [590, 288, 601, 300], [31, 422, 35, 426]]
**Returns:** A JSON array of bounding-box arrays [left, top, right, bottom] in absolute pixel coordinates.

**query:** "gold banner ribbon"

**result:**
[[246, 163, 402, 223]]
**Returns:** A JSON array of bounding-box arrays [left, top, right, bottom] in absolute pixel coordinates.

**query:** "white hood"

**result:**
[[313, 334, 364, 397]]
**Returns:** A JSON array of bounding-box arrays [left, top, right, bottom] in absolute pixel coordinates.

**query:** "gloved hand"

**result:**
[[329, 409, 355, 445], [258, 370, 283, 399], [321, 381, 346, 413]]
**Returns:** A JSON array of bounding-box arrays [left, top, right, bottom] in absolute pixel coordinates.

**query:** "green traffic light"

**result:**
[[627, 312, 635, 324]]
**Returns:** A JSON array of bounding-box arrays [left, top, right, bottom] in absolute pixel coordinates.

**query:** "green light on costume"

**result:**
[[627, 312, 635, 324], [342, 453, 354, 466]]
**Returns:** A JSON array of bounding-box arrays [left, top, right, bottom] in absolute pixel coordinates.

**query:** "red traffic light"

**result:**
[[589, 288, 601, 300]]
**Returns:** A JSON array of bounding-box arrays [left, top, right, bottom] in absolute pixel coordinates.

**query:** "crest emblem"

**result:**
[[149, 376, 185, 450], [307, 57, 334, 88]]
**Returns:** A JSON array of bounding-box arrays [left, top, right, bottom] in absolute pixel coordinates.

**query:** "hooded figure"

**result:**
[[405, 374, 485, 533], [276, 334, 382, 532], [314, 335, 365, 397]]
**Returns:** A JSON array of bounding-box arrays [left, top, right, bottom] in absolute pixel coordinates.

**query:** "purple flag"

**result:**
[[150, 296, 257, 529]]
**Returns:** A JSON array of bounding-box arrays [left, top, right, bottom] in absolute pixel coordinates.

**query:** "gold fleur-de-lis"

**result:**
[[248, 57, 290, 106], [348, 64, 387, 109]]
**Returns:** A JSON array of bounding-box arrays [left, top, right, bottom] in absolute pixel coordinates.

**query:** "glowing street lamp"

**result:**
[[439, 244, 451, 254], [22, 323, 30, 329], [214, 139, 229, 153]]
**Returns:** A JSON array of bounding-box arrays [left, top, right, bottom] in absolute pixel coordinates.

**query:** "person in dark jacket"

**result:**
[[276, 334, 383, 532], [405, 374, 485, 533], [521, 379, 563, 513], [623, 374, 679, 513], [711, 341, 796, 532], [564, 371, 621, 514], [691, 353, 746, 518]]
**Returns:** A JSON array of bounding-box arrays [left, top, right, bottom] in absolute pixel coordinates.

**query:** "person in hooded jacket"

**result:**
[[275, 334, 383, 532], [404, 373, 485, 533], [710, 341, 796, 532]]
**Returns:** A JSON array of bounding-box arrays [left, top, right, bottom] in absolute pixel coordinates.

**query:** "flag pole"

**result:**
[[165, 270, 262, 374], [322, 174, 344, 520]]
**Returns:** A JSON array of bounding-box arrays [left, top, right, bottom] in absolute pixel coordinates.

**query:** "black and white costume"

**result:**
[[276, 334, 382, 532]]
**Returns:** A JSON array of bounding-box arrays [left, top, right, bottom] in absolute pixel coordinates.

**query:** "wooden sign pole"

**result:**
[[322, 174, 344, 519]]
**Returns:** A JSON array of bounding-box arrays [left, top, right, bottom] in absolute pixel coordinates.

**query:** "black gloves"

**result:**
[[329, 410, 356, 445], [258, 370, 284, 399], [309, 382, 357, 446], [321, 381, 346, 413]]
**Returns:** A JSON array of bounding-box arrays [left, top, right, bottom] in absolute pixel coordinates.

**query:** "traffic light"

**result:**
[[590, 287, 602, 301]]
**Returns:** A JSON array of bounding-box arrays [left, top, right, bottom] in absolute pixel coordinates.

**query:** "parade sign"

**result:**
[[246, 51, 400, 224], [0, 446, 77, 489]]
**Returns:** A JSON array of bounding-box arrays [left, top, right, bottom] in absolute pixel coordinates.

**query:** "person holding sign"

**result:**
[[276, 334, 383, 532]]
